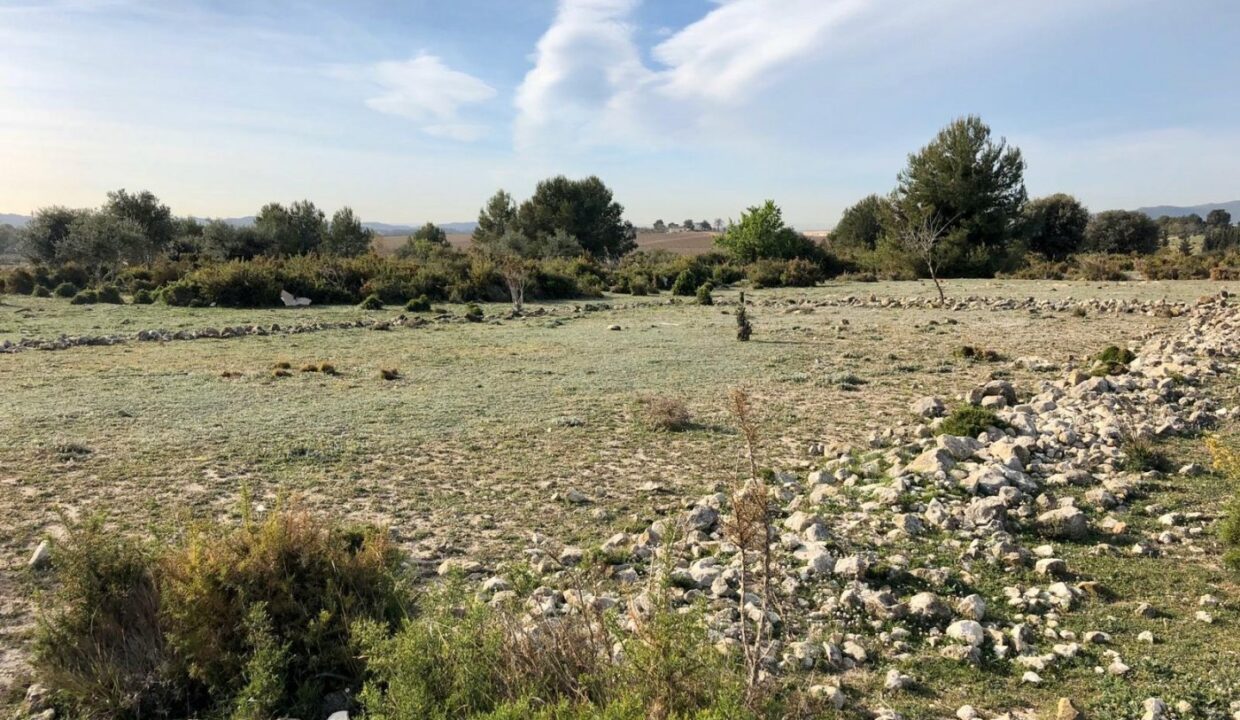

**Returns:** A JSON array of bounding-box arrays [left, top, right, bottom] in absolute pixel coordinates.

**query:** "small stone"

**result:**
[[1035, 558, 1068, 578], [1141, 697, 1167, 720], [1108, 658, 1131, 676], [1056, 697, 1082, 720], [947, 620, 985, 647], [883, 668, 912, 691], [1022, 670, 1042, 684], [607, 324, 622, 331], [1138, 630, 1155, 644], [28, 540, 51, 571]]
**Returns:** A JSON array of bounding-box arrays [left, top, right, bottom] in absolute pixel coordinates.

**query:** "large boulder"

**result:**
[[1037, 507, 1090, 540]]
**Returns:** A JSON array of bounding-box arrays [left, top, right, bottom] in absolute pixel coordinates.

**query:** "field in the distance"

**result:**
[[374, 229, 719, 256], [1, 278, 1239, 715]]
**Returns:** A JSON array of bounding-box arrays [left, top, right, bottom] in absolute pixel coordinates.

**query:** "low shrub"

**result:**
[[359, 293, 384, 310], [1210, 438, 1240, 570], [33, 505, 408, 720], [4, 267, 36, 294], [69, 290, 99, 305], [132, 288, 154, 304], [696, 281, 714, 306], [53, 281, 79, 298], [955, 345, 1004, 362], [1091, 345, 1136, 375], [746, 259, 785, 289], [670, 269, 697, 296], [637, 395, 693, 431], [32, 284, 52, 298], [780, 257, 822, 287], [404, 295, 431, 312], [1119, 435, 1170, 473], [938, 405, 1005, 437], [379, 368, 400, 381], [1076, 254, 1130, 281], [95, 285, 124, 304], [464, 304, 484, 322]]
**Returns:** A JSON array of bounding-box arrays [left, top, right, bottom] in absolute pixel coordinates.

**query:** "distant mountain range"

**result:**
[[0, 212, 477, 235], [1135, 201, 1240, 219]]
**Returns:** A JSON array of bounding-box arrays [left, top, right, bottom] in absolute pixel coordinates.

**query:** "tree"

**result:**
[[324, 207, 374, 256], [1203, 225, 1240, 253], [516, 176, 636, 261], [714, 218, 724, 232], [891, 204, 955, 302], [0, 224, 19, 257], [652, 219, 666, 233], [698, 220, 712, 231], [473, 190, 518, 243], [894, 115, 1027, 274], [1206, 209, 1233, 228], [104, 189, 175, 260], [255, 201, 326, 256], [200, 220, 271, 260], [412, 222, 447, 246], [1083, 210, 1161, 254], [682, 219, 696, 232], [59, 212, 148, 279], [714, 200, 816, 262], [831, 194, 890, 256], [1022, 194, 1089, 260], [21, 206, 87, 263]]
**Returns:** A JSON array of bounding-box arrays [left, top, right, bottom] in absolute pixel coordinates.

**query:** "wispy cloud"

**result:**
[[350, 53, 496, 141]]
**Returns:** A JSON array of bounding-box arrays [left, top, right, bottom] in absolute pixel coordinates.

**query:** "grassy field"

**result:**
[[2, 278, 1238, 714]]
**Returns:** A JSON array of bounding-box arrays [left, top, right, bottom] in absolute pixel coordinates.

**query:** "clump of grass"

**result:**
[[696, 281, 714, 306], [379, 368, 401, 381], [938, 405, 1005, 437], [32, 284, 52, 298], [358, 294, 384, 310], [464, 304, 484, 322], [1072, 306, 1088, 318], [637, 394, 693, 431], [318, 362, 338, 375], [299, 363, 319, 373], [271, 368, 292, 378], [736, 291, 752, 341], [1210, 438, 1240, 570], [132, 288, 155, 304], [955, 345, 1004, 362], [1092, 344, 1136, 375], [95, 285, 124, 304], [1119, 435, 1170, 473], [53, 281, 79, 298], [271, 361, 291, 370], [828, 372, 867, 390], [404, 295, 431, 312], [69, 289, 99, 305]]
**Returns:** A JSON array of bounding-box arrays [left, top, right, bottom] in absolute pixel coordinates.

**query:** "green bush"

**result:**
[[1119, 436, 1170, 473], [4, 267, 36, 294], [1211, 439, 1240, 570], [405, 295, 432, 312], [779, 258, 821, 287], [32, 284, 52, 298], [132, 288, 155, 304], [746, 259, 785, 289], [69, 289, 99, 305], [938, 405, 1005, 437], [96, 285, 124, 304], [1091, 345, 1136, 375], [464, 304, 484, 322], [670, 269, 697, 296], [32, 505, 409, 720], [53, 281, 80, 298], [359, 293, 384, 310], [696, 282, 714, 306]]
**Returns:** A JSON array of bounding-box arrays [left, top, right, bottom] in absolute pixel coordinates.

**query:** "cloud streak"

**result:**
[[355, 53, 496, 141]]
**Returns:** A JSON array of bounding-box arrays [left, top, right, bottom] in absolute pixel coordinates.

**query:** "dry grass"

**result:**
[[637, 395, 693, 432]]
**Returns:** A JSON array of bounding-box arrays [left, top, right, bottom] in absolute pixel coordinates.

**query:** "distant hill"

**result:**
[[1136, 201, 1240, 219], [1, 213, 29, 228]]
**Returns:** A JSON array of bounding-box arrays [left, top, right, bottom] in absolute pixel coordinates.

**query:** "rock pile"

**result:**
[[462, 294, 1238, 716]]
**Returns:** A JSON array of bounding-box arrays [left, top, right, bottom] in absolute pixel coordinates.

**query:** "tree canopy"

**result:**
[[714, 200, 817, 262], [515, 176, 635, 261], [894, 115, 1027, 274], [831, 194, 890, 256], [1083, 210, 1160, 255], [473, 190, 518, 244], [104, 189, 175, 260], [323, 207, 374, 257], [255, 201, 327, 256], [1022, 194, 1089, 260]]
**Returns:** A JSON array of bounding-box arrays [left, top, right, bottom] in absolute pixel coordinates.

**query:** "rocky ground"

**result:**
[[442, 294, 1240, 719]]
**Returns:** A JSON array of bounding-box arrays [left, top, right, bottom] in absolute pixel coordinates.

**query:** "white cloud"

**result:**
[[358, 53, 496, 141]]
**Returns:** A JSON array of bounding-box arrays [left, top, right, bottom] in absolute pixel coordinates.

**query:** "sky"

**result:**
[[1, 0, 1238, 229]]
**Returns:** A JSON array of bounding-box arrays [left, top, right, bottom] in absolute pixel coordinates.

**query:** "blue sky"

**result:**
[[1, 0, 1238, 229]]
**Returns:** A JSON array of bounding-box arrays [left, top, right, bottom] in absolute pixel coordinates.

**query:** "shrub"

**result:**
[[736, 291, 752, 341], [938, 406, 1005, 437], [95, 285, 124, 304], [670, 269, 697, 296], [696, 282, 714, 306], [1210, 438, 1240, 570], [359, 293, 384, 310], [32, 519, 171, 719], [746, 259, 784, 289], [1119, 436, 1170, 473], [379, 368, 400, 381], [32, 284, 52, 298], [1076, 254, 1129, 281], [464, 304, 484, 322], [4, 267, 35, 294], [53, 281, 79, 298], [779, 257, 821, 287], [955, 345, 1003, 362], [132, 288, 154, 304], [1091, 345, 1136, 375], [638, 395, 693, 431], [404, 295, 431, 312], [69, 290, 99, 305]]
